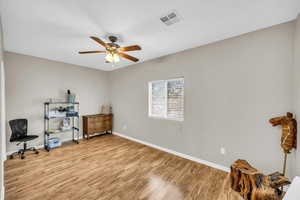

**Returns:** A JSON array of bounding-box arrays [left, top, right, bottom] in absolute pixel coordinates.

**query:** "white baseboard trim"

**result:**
[[2, 154, 6, 163], [113, 132, 230, 173], [1, 185, 4, 200]]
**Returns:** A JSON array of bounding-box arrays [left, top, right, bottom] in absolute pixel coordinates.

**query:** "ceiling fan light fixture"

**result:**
[[105, 52, 120, 63], [79, 36, 141, 63], [113, 54, 120, 62]]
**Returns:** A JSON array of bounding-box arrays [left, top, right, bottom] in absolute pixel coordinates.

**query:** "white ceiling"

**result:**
[[1, 0, 300, 71]]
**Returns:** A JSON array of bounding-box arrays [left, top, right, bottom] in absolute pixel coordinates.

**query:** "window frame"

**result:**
[[148, 77, 184, 122]]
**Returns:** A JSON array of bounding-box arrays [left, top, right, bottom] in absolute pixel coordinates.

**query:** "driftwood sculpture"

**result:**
[[269, 112, 297, 175], [230, 160, 290, 200], [269, 112, 297, 153]]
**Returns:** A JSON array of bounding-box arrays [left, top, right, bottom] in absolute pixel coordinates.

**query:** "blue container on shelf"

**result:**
[[48, 138, 62, 149]]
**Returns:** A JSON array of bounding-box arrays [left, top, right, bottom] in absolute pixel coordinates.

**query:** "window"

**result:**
[[148, 78, 184, 121]]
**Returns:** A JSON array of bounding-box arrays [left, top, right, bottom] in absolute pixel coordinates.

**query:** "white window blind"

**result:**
[[148, 78, 184, 121]]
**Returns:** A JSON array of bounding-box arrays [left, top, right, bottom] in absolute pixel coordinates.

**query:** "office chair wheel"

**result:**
[[9, 155, 13, 159], [35, 151, 39, 154], [21, 155, 25, 159]]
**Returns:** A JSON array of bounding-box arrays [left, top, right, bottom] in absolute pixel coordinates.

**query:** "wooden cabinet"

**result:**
[[82, 114, 113, 139]]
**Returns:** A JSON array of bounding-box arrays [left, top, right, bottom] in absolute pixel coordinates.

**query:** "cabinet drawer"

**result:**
[[104, 120, 112, 129], [87, 117, 96, 124], [104, 115, 112, 120]]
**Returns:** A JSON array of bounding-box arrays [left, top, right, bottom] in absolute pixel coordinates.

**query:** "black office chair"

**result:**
[[9, 119, 39, 159]]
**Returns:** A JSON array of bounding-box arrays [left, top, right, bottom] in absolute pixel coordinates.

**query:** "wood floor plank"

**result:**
[[5, 134, 243, 200]]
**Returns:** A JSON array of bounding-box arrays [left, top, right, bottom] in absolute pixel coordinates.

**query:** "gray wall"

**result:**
[[293, 15, 300, 177], [5, 52, 110, 152], [0, 15, 5, 200], [109, 21, 295, 176]]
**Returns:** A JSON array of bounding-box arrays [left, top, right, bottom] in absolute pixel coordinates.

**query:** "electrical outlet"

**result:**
[[122, 124, 127, 130], [220, 147, 226, 155]]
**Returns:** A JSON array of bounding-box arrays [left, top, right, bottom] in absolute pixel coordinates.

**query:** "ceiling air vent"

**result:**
[[160, 10, 181, 26]]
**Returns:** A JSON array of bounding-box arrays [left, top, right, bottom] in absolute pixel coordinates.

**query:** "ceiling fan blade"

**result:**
[[118, 45, 142, 52], [118, 53, 139, 62], [79, 50, 106, 54], [90, 36, 109, 48]]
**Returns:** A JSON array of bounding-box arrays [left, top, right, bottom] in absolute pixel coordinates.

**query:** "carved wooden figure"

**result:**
[[269, 112, 297, 175], [269, 112, 297, 153], [230, 160, 290, 200]]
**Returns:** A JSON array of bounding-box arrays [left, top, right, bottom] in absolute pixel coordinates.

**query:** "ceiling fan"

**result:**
[[79, 36, 141, 63]]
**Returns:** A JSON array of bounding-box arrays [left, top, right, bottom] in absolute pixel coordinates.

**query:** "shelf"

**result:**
[[45, 139, 79, 151], [45, 127, 78, 135], [45, 115, 79, 120], [44, 102, 79, 105], [44, 102, 80, 152]]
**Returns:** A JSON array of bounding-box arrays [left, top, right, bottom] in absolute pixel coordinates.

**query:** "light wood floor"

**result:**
[[5, 134, 242, 200]]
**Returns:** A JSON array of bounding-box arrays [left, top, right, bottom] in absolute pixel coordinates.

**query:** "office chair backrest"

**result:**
[[9, 119, 28, 142]]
